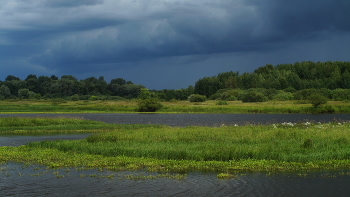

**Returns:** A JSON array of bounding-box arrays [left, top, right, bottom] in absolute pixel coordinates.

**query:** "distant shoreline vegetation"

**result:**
[[0, 99, 350, 114], [0, 61, 350, 112]]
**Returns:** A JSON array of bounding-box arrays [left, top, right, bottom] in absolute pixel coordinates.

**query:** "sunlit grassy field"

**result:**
[[1, 117, 350, 176], [1, 99, 350, 113]]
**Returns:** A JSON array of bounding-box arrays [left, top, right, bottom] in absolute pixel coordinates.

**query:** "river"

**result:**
[[1, 113, 350, 196]]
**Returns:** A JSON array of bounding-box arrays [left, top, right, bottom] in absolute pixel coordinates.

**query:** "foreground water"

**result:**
[[2, 163, 350, 197], [1, 113, 350, 196]]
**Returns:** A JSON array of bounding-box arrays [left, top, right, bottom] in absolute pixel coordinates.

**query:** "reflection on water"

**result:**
[[1, 163, 350, 197]]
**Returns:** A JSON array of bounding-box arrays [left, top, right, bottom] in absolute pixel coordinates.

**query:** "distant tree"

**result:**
[[254, 64, 274, 75], [194, 77, 221, 98], [137, 88, 162, 112], [188, 94, 207, 102], [0, 85, 11, 98], [25, 77, 39, 93], [308, 93, 327, 108], [61, 75, 78, 81], [5, 75, 20, 81], [18, 88, 30, 99], [3, 80, 26, 95], [50, 75, 59, 80], [241, 91, 268, 103], [137, 98, 163, 112], [25, 74, 37, 81], [110, 78, 127, 86]]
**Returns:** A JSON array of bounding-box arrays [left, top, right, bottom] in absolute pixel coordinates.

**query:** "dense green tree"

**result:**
[[18, 88, 30, 99], [137, 88, 162, 112], [5, 75, 20, 81], [25, 74, 39, 93], [50, 75, 58, 80], [0, 85, 11, 98], [3, 80, 26, 95], [50, 79, 84, 97], [308, 93, 327, 108], [194, 77, 221, 97], [188, 94, 207, 102]]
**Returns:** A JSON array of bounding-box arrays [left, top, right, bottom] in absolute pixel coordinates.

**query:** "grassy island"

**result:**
[[1, 117, 350, 178]]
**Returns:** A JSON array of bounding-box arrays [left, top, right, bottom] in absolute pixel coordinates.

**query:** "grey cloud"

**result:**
[[43, 0, 104, 8], [247, 0, 350, 41], [3, 0, 350, 76]]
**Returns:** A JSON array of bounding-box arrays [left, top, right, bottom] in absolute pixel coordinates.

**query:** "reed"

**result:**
[[2, 117, 350, 174], [1, 100, 350, 114], [0, 117, 167, 134], [26, 121, 350, 163]]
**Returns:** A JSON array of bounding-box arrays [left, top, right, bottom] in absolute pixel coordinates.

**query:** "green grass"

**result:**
[[1, 117, 350, 175], [1, 99, 350, 114], [26, 121, 350, 163], [0, 117, 166, 134]]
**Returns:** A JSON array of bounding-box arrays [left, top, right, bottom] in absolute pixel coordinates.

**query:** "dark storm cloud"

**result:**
[[246, 0, 350, 41], [1, 0, 350, 81], [43, 0, 104, 8]]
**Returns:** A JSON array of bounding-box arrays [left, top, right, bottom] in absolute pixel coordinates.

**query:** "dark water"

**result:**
[[1, 113, 350, 126], [0, 134, 90, 147], [1, 113, 350, 196], [1, 163, 350, 197]]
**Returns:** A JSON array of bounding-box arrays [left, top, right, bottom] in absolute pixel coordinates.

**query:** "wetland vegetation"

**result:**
[[0, 99, 350, 114], [1, 117, 350, 178]]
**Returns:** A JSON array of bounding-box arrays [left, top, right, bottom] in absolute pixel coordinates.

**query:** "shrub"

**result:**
[[308, 93, 327, 108], [226, 95, 237, 101], [188, 94, 207, 102], [273, 91, 293, 101], [321, 105, 336, 113], [34, 93, 41, 100], [241, 92, 268, 103], [71, 94, 79, 101], [216, 100, 228, 105], [137, 98, 163, 112], [89, 95, 97, 101], [331, 89, 350, 101]]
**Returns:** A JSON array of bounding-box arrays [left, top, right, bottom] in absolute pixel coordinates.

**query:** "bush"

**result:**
[[331, 89, 350, 101], [137, 98, 163, 112], [71, 94, 79, 101], [241, 92, 268, 102], [226, 95, 237, 101], [273, 91, 293, 101], [216, 100, 228, 105], [89, 95, 97, 101], [321, 105, 336, 113], [188, 94, 207, 102], [308, 93, 327, 108]]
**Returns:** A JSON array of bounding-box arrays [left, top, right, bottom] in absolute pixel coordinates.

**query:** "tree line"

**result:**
[[191, 61, 350, 102], [0, 61, 349, 101], [0, 75, 144, 100]]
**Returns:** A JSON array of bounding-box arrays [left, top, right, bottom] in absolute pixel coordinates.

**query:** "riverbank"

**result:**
[[1, 99, 350, 114], [1, 117, 350, 177]]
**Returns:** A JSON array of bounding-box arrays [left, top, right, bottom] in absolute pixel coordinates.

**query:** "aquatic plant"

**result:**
[[2, 118, 350, 177]]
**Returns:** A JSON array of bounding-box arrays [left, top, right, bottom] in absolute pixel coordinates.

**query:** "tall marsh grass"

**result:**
[[1, 99, 350, 113], [27, 121, 350, 163]]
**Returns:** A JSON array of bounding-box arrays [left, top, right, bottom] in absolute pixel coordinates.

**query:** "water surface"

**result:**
[[1, 113, 350, 196]]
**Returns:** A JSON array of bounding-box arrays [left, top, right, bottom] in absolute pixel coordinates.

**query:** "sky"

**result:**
[[1, 0, 350, 90]]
